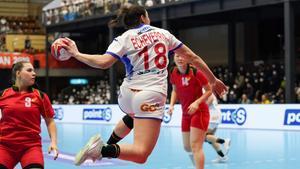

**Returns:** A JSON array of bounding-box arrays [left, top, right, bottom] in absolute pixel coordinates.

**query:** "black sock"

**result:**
[[107, 132, 122, 144], [216, 138, 225, 144], [217, 150, 225, 157], [101, 144, 120, 158]]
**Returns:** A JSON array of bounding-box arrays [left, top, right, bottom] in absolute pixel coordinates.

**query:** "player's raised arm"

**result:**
[[61, 37, 118, 69], [174, 44, 228, 97]]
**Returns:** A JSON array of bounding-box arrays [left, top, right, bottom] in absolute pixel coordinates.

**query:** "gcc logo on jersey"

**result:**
[[53, 107, 64, 120], [221, 107, 247, 126], [284, 109, 300, 125], [140, 103, 160, 112], [83, 108, 112, 121]]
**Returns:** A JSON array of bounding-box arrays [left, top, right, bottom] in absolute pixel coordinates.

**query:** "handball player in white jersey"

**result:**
[[61, 4, 227, 168], [205, 92, 231, 163]]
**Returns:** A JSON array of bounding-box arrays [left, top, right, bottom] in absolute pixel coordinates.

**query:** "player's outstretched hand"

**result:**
[[212, 79, 228, 97], [61, 37, 80, 58]]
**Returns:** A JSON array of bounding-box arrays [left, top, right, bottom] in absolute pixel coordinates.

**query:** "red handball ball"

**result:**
[[51, 38, 72, 61]]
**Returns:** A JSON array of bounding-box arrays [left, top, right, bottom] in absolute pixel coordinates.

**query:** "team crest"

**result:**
[[181, 77, 190, 86]]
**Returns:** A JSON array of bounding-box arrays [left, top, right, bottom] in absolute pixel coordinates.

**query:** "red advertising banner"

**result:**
[[0, 53, 34, 69]]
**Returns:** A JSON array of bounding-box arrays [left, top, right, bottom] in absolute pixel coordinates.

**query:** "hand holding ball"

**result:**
[[51, 38, 72, 61]]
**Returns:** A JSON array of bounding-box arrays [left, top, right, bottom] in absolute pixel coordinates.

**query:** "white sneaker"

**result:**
[[74, 134, 104, 166], [223, 138, 231, 155], [212, 155, 229, 163]]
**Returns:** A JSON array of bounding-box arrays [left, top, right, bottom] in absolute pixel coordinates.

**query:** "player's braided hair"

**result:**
[[109, 5, 147, 29]]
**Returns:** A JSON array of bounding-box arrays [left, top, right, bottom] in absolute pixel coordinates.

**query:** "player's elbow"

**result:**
[[97, 61, 113, 69]]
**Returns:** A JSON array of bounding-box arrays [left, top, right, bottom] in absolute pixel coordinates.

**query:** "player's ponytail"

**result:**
[[108, 5, 147, 29]]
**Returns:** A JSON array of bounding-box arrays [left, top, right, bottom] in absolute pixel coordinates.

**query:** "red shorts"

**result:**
[[0, 145, 44, 169], [181, 109, 210, 132]]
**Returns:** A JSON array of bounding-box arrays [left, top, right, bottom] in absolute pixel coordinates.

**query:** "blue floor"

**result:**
[[31, 123, 300, 169]]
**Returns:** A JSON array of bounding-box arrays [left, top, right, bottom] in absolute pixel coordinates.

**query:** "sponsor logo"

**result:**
[[53, 107, 64, 120], [137, 69, 165, 75], [83, 108, 112, 121], [140, 103, 160, 112], [163, 107, 172, 124], [221, 107, 247, 126], [284, 109, 300, 125]]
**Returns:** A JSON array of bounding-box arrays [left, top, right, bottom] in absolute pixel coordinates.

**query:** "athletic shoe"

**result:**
[[212, 155, 229, 163], [224, 138, 231, 155], [74, 134, 104, 166]]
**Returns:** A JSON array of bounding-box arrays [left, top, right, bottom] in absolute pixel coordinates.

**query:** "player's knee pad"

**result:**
[[23, 163, 44, 169], [122, 114, 134, 129], [0, 164, 8, 169]]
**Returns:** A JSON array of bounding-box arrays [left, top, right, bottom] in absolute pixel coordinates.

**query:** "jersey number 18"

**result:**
[[138, 43, 167, 70]]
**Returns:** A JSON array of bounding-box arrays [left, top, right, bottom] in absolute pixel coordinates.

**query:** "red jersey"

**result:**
[[0, 87, 54, 150], [170, 65, 209, 115]]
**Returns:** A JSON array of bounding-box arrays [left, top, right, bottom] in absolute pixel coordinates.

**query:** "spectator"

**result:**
[[240, 93, 251, 104], [261, 93, 271, 104]]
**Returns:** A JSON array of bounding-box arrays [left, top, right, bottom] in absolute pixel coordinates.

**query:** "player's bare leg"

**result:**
[[190, 127, 206, 169], [117, 118, 161, 163], [182, 132, 194, 164]]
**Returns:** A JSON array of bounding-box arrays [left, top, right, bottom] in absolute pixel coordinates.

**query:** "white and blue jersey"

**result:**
[[106, 24, 182, 96]]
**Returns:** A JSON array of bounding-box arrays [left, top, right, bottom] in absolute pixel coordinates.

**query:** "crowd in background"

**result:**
[[0, 0, 299, 104], [0, 16, 43, 53], [53, 62, 300, 104], [52, 78, 123, 104], [44, 0, 182, 25], [214, 62, 287, 104]]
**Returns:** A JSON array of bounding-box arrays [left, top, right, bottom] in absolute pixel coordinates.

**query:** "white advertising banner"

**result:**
[[52, 104, 182, 126], [52, 104, 300, 130], [218, 104, 300, 130]]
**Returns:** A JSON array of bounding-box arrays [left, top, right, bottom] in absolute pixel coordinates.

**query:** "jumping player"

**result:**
[[61, 5, 227, 168]]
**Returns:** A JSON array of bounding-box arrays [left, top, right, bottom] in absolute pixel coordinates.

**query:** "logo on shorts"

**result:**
[[221, 107, 247, 126], [83, 108, 112, 121], [284, 109, 300, 125], [53, 107, 64, 120], [140, 103, 160, 112]]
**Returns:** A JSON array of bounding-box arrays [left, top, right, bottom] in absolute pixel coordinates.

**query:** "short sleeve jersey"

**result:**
[[0, 87, 54, 149], [106, 24, 182, 96], [170, 66, 209, 115]]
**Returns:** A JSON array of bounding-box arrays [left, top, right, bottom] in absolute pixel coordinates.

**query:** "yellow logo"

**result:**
[[140, 103, 160, 112]]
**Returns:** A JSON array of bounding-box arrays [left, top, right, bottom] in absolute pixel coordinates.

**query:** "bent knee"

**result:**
[[134, 154, 149, 164], [191, 142, 203, 152], [131, 148, 152, 164]]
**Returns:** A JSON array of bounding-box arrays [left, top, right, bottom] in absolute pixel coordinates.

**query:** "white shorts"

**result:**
[[118, 86, 166, 120], [208, 122, 219, 131], [208, 107, 222, 131]]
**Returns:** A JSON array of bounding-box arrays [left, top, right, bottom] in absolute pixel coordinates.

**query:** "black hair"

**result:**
[[11, 61, 30, 85], [109, 5, 147, 29]]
